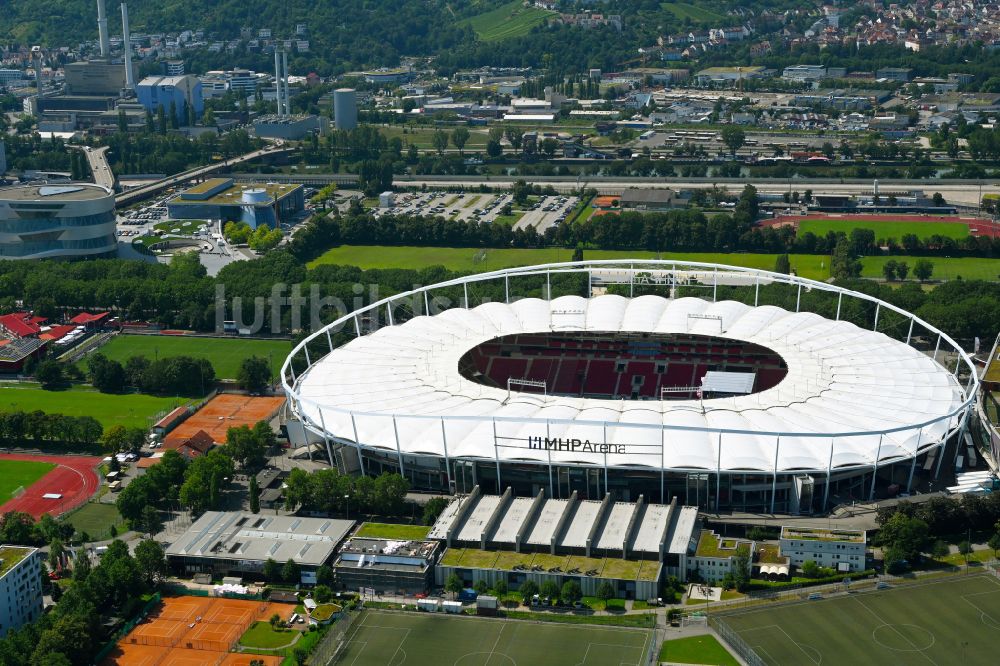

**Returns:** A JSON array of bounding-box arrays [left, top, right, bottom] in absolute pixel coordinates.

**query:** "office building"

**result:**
[[0, 184, 116, 260], [333, 535, 439, 595], [136, 75, 204, 124], [164, 60, 185, 76], [0, 546, 43, 637], [779, 527, 867, 573]]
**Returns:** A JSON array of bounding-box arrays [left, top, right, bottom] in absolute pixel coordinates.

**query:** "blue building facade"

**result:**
[[136, 75, 204, 124]]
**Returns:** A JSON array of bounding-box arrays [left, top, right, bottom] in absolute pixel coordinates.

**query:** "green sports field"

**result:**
[[0, 459, 55, 503], [83, 335, 291, 379], [334, 610, 651, 665], [0, 383, 187, 429], [860, 255, 1000, 281], [460, 0, 555, 41], [718, 574, 1000, 665], [798, 219, 971, 241]]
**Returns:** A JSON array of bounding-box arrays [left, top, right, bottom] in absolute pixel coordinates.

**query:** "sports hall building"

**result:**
[[282, 262, 979, 514]]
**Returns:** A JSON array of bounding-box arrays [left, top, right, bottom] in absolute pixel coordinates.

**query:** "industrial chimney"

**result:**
[[274, 51, 284, 117], [121, 3, 135, 89], [96, 0, 110, 58], [282, 51, 291, 117]]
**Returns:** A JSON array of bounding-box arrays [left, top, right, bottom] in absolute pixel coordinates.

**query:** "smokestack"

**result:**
[[282, 50, 291, 117], [96, 0, 110, 58], [121, 3, 135, 89], [274, 51, 284, 117]]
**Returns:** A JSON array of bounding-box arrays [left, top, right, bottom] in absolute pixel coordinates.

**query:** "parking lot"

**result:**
[[375, 191, 579, 233]]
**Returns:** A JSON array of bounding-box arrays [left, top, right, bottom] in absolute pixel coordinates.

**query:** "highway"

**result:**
[[71, 145, 116, 191], [113, 144, 290, 207]]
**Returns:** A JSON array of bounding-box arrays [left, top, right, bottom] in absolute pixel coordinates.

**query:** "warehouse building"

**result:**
[[165, 511, 354, 583], [430, 488, 698, 600]]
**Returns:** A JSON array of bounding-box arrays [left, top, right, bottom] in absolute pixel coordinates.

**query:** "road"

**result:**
[[71, 145, 116, 190], [114, 143, 291, 207]]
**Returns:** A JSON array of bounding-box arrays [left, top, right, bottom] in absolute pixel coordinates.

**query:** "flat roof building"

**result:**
[[0, 183, 116, 260], [165, 511, 354, 582], [779, 526, 867, 573], [166, 178, 304, 229], [332, 535, 439, 595], [0, 545, 43, 637]]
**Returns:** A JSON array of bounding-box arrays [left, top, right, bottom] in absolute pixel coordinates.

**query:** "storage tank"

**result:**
[[333, 88, 358, 130]]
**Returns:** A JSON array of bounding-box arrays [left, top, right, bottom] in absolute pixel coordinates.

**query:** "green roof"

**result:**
[[755, 544, 787, 565], [440, 547, 657, 582], [170, 181, 301, 207], [0, 546, 32, 577], [781, 527, 865, 543], [695, 530, 750, 559]]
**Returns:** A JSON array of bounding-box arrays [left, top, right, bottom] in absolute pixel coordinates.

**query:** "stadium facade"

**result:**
[[282, 261, 978, 514]]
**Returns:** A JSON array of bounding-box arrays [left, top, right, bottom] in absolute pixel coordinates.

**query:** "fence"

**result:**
[[160, 581, 263, 600], [309, 608, 360, 665], [92, 592, 162, 664], [709, 616, 766, 666]]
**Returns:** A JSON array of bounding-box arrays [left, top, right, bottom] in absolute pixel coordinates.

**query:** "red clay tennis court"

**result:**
[[165, 394, 285, 444], [0, 452, 102, 519], [103, 597, 291, 666]]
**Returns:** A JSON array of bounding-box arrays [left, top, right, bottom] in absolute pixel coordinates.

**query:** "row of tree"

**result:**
[[283, 467, 410, 517], [0, 410, 103, 447], [88, 353, 216, 397]]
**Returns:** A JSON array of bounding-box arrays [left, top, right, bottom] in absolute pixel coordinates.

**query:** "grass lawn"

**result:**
[[661, 2, 727, 23], [718, 574, 1000, 665], [0, 383, 187, 429], [238, 622, 299, 650], [798, 219, 971, 241], [859, 255, 1000, 281], [153, 219, 205, 235], [81, 335, 292, 380], [460, 0, 554, 41], [334, 610, 651, 664], [60, 502, 125, 541], [0, 459, 55, 503], [354, 523, 430, 540], [659, 635, 739, 666]]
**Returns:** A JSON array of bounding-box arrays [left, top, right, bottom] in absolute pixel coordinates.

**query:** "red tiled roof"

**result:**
[[0, 312, 46, 337], [40, 325, 76, 341], [69, 312, 110, 325]]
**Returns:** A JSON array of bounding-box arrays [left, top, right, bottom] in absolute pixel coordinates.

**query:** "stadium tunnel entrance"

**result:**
[[458, 332, 787, 400]]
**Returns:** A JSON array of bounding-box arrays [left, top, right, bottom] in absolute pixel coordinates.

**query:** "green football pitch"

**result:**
[[82, 335, 291, 379], [718, 573, 1000, 665], [0, 459, 55, 502], [333, 610, 652, 665]]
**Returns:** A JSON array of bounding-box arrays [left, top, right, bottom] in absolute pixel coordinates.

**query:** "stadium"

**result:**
[[282, 261, 978, 513]]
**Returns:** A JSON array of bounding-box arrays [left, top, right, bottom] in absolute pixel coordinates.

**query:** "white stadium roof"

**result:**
[[294, 293, 966, 474]]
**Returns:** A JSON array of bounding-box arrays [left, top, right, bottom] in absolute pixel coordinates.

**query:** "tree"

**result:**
[[560, 580, 582, 604], [263, 558, 281, 582], [445, 572, 463, 598], [314, 584, 333, 603], [432, 130, 449, 155], [878, 512, 929, 563], [931, 539, 950, 559], [282, 558, 301, 584], [721, 125, 746, 156], [914, 259, 934, 282], [72, 548, 91, 582], [932, 192, 945, 207], [422, 497, 449, 525], [451, 127, 470, 155], [249, 475, 260, 514], [316, 565, 335, 587], [269, 613, 281, 630], [596, 580, 615, 602], [519, 580, 539, 603], [988, 532, 1000, 559], [801, 560, 820, 578], [100, 425, 144, 454], [896, 261, 910, 280], [882, 259, 898, 281], [87, 353, 126, 393], [486, 139, 503, 158], [139, 505, 162, 536], [237, 356, 271, 393], [224, 423, 269, 471], [493, 578, 508, 597], [958, 539, 973, 564], [48, 538, 64, 570], [35, 360, 64, 389], [774, 253, 790, 275], [134, 538, 167, 587], [473, 579, 489, 595], [539, 580, 560, 604]]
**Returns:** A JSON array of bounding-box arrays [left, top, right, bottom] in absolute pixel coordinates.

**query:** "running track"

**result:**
[[0, 453, 103, 519], [763, 214, 1000, 238]]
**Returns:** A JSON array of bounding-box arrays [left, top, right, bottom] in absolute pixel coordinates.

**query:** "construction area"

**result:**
[[102, 596, 291, 666]]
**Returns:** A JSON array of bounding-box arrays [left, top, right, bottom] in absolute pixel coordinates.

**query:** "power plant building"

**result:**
[[0, 184, 117, 260], [136, 75, 204, 124], [333, 88, 358, 130], [166, 178, 305, 229]]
